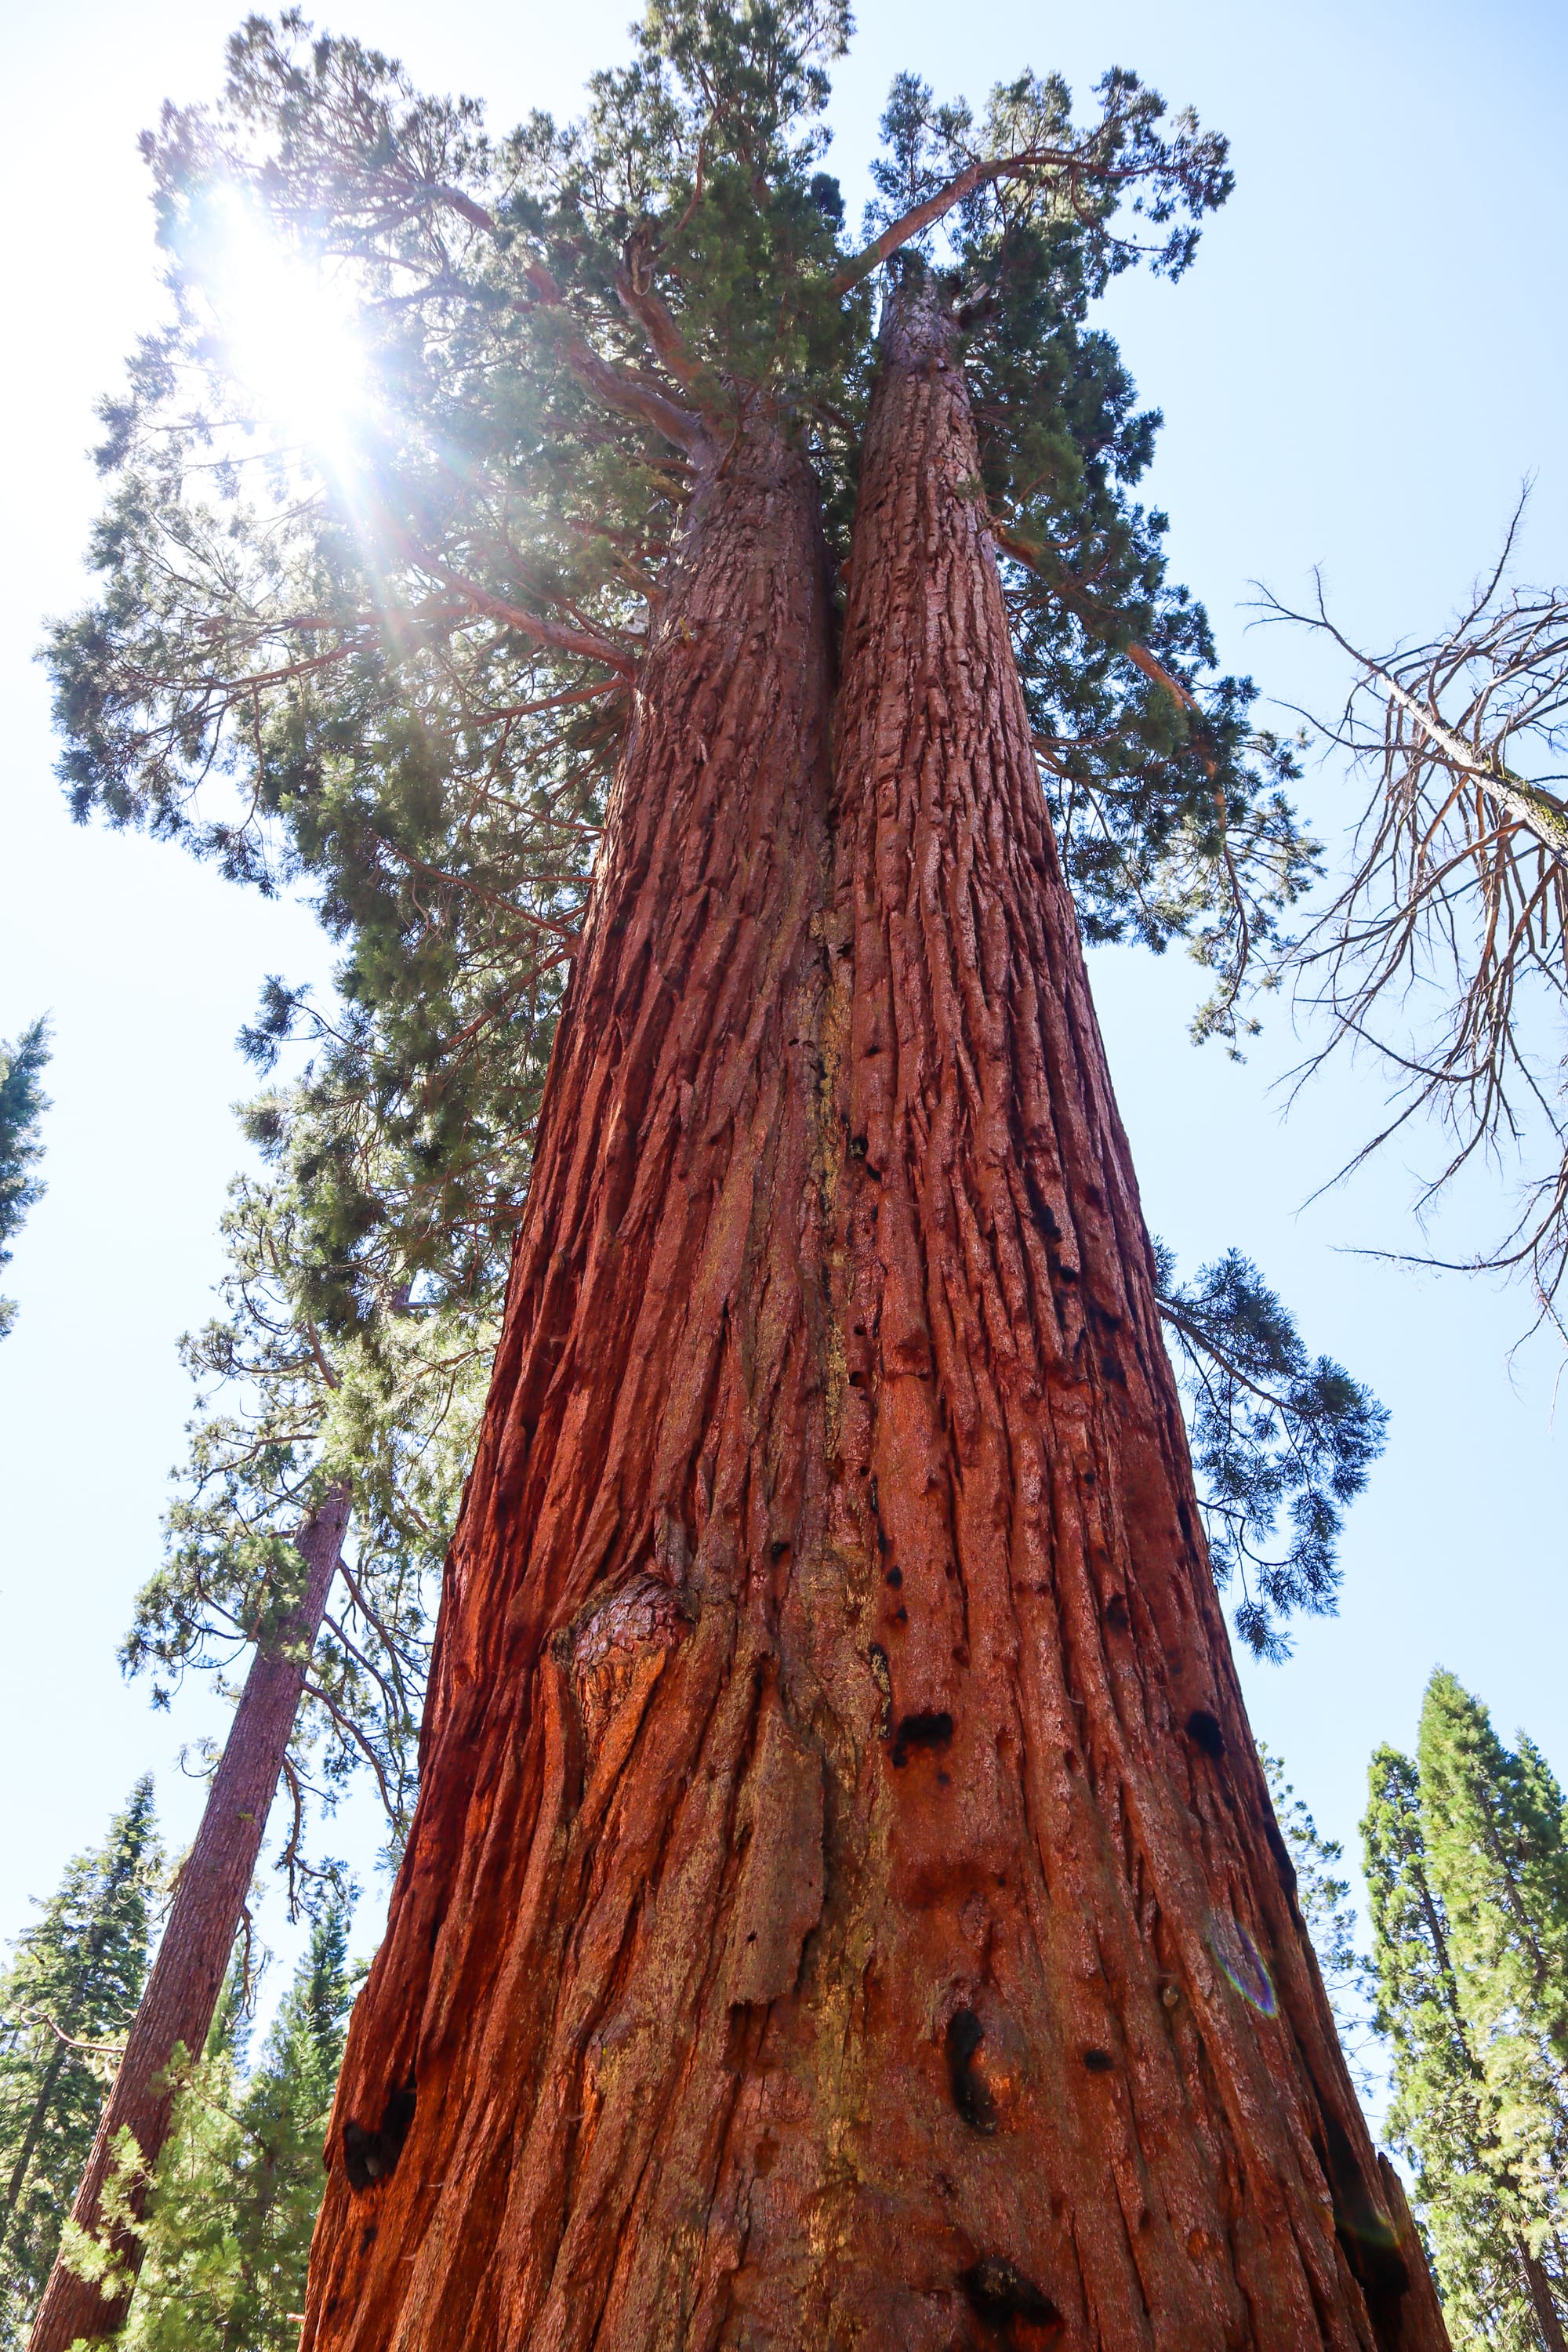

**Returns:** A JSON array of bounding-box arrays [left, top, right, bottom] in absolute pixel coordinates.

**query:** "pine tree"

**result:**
[[1363, 1683, 1568, 2350], [0, 1782, 160, 2346], [40, 6, 1439, 2345], [1260, 1743, 1375, 2098], [79, 1906, 356, 2352], [0, 1018, 50, 1341]]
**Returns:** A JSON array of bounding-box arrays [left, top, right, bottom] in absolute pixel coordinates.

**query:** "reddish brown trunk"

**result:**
[[298, 421, 840, 2350], [29, 1482, 350, 2352], [296, 301, 1448, 2350], [809, 271, 1450, 2348]]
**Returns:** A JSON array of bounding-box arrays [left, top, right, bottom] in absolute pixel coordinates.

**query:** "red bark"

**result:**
[[814, 273, 1449, 2349], [298, 422, 839, 2350], [29, 1483, 351, 2352], [296, 298, 1448, 2348]]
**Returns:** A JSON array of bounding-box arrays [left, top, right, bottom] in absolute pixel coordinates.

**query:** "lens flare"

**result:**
[[203, 191, 367, 463], [1207, 1913, 1277, 2017]]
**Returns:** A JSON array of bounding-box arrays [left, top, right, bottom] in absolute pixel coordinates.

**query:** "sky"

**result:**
[[1, 0, 1565, 2076]]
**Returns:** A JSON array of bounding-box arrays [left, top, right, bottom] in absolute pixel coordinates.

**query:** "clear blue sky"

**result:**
[[2, 0, 1564, 2056]]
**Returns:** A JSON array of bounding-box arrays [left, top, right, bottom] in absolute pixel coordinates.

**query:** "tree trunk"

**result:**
[[28, 1481, 351, 2351], [808, 267, 1450, 2348], [296, 303, 1450, 2347], [298, 419, 840, 2350], [1522, 2242, 1568, 2352]]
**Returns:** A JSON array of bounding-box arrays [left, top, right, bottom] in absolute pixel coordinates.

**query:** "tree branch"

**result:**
[[372, 517, 638, 676], [833, 147, 1120, 293]]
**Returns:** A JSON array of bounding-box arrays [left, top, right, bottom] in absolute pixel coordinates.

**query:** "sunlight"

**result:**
[[205, 193, 367, 463]]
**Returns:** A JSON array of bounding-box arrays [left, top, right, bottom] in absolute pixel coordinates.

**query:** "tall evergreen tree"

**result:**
[[1260, 1743, 1375, 2098], [1363, 1682, 1568, 2350], [39, 6, 1436, 2345], [66, 1907, 355, 2352], [0, 1018, 50, 1341], [0, 1782, 161, 2347]]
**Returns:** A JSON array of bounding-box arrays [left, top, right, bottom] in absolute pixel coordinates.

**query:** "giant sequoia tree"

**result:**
[[43, 5, 1441, 2345]]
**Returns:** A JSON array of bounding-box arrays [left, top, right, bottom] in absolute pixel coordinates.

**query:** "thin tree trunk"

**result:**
[[1522, 2244, 1568, 2352], [296, 309, 1449, 2347], [28, 1481, 351, 2352]]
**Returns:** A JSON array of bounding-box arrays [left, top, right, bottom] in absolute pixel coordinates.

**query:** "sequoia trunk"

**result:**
[[810, 272, 1450, 2349], [30, 1481, 351, 2352], [296, 308, 1447, 2350], [298, 424, 840, 2350]]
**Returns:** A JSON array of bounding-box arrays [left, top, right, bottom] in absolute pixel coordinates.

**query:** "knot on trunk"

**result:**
[[569, 1572, 690, 1752]]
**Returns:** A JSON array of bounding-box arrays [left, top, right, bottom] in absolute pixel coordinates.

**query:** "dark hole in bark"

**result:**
[[892, 1710, 953, 1766], [886, 1566, 902, 1587], [1082, 2048, 1115, 2073], [849, 1133, 868, 1158], [770, 1538, 789, 1559], [960, 2254, 1061, 2332], [1321, 2109, 1410, 2333], [1104, 1592, 1129, 1630], [946, 2009, 998, 2135], [342, 2080, 416, 2191], [1265, 1813, 1299, 1898], [1185, 1709, 1225, 1761]]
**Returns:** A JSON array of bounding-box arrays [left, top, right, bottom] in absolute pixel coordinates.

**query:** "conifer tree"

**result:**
[[0, 1019, 50, 1341], [39, 7, 1439, 2345], [1260, 1743, 1375, 2097], [71, 1906, 355, 2352], [0, 1782, 160, 2346], [1363, 1684, 1568, 2349]]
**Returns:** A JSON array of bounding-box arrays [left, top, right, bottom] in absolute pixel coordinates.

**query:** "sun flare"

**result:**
[[205, 194, 367, 463]]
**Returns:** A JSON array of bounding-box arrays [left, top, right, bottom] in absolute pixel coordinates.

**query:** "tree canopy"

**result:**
[[1363, 1675, 1568, 2348], [0, 1019, 51, 1342], [0, 1780, 161, 2345]]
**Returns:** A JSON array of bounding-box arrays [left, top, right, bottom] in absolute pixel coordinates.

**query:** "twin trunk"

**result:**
[[29, 1483, 351, 2352], [296, 289, 1447, 2350]]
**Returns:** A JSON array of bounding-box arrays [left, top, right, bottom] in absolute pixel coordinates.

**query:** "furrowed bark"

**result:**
[[298, 422, 839, 2351], [28, 1481, 351, 2352], [295, 296, 1450, 2348], [815, 267, 1448, 2347]]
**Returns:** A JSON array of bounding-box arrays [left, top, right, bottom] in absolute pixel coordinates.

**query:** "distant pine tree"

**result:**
[[1363, 1679, 1568, 2350], [1258, 1744, 1375, 2097], [0, 1018, 50, 1341], [0, 1781, 160, 2346], [88, 1906, 355, 2352]]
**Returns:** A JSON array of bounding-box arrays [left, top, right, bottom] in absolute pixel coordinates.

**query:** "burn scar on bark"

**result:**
[[1185, 1708, 1225, 1762], [723, 1679, 825, 2006], [946, 2007, 999, 2134], [568, 1571, 691, 1755], [1319, 2107, 1410, 2324], [960, 2252, 1062, 2338], [942, 1991, 1028, 2135], [891, 1708, 953, 1768], [341, 2080, 416, 2192]]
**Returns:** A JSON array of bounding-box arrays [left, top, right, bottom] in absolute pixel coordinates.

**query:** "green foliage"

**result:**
[[0, 1018, 51, 1339], [1363, 1680, 1568, 2347], [126, 1111, 492, 1888], [1258, 1744, 1374, 2096], [1155, 1242, 1388, 1658], [869, 75, 1315, 1044], [45, 4, 1303, 1224], [66, 1907, 355, 2351], [0, 1782, 162, 2346], [38, 9, 1367, 1728]]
